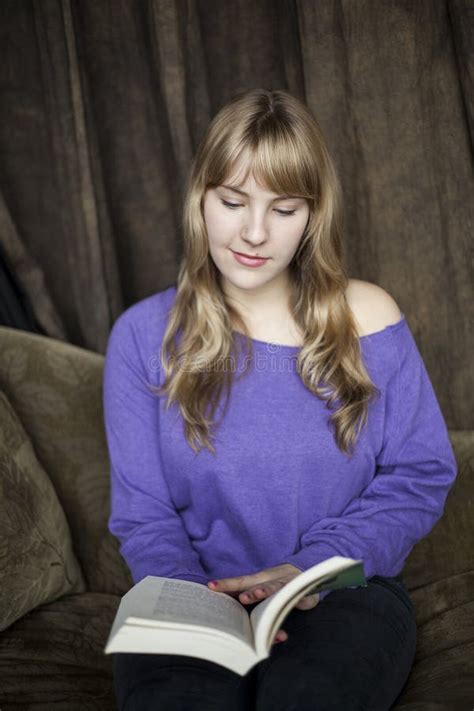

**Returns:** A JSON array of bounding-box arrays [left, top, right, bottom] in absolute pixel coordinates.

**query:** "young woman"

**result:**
[[104, 88, 457, 710]]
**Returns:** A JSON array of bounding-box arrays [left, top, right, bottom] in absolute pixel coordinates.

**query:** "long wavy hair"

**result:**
[[152, 88, 380, 457]]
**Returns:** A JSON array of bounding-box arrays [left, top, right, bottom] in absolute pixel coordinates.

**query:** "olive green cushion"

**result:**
[[0, 592, 119, 709], [0, 325, 132, 596], [0, 391, 85, 631]]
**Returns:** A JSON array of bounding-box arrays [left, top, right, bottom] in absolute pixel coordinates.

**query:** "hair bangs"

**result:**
[[221, 132, 315, 203]]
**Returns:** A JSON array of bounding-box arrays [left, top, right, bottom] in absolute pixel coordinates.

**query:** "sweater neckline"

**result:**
[[232, 313, 406, 351]]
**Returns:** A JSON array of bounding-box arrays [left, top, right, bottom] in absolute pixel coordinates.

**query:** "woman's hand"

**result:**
[[207, 563, 320, 646]]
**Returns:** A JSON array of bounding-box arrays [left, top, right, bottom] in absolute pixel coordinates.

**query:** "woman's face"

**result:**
[[202, 165, 310, 296]]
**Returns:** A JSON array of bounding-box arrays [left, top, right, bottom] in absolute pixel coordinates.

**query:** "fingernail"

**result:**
[[209, 581, 219, 587]]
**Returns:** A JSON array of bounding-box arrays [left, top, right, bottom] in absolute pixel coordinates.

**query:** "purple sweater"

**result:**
[[103, 285, 457, 599]]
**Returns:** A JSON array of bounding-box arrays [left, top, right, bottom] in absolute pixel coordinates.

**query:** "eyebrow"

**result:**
[[220, 184, 302, 201]]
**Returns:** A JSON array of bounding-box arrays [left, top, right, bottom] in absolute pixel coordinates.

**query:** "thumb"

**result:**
[[295, 593, 320, 610]]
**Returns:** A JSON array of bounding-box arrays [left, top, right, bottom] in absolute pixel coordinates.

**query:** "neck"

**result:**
[[221, 273, 292, 326]]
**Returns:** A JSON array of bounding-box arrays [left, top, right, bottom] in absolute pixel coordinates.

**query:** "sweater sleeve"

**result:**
[[281, 321, 458, 590], [103, 308, 208, 586]]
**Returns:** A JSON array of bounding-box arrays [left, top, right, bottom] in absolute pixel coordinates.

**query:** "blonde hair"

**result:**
[[153, 88, 379, 457]]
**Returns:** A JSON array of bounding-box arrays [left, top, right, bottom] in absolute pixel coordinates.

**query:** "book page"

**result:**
[[124, 576, 253, 646], [250, 557, 366, 658]]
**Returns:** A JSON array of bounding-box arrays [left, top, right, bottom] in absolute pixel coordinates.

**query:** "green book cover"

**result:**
[[306, 560, 367, 595]]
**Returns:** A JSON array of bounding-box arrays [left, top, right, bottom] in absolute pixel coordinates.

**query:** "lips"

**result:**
[[231, 249, 269, 268], [232, 250, 268, 259]]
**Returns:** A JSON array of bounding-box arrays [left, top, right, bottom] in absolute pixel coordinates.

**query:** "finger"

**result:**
[[208, 574, 266, 592], [221, 588, 267, 604], [295, 593, 320, 610], [273, 629, 288, 645], [238, 588, 264, 604], [209, 583, 256, 603], [239, 578, 288, 604], [208, 565, 295, 593]]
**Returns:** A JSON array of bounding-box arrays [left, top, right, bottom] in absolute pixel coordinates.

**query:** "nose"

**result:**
[[241, 212, 269, 247]]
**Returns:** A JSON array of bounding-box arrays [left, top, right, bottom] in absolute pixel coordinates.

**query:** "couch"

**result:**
[[0, 324, 472, 710]]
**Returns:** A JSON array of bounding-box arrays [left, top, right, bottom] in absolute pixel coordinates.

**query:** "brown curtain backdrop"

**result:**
[[0, 0, 472, 428]]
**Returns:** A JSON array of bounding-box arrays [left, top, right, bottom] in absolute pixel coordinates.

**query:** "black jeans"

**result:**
[[113, 574, 417, 711]]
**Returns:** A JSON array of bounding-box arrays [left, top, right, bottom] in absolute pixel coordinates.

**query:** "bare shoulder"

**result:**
[[345, 279, 403, 337]]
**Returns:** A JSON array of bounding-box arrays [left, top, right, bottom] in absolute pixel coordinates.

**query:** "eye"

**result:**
[[276, 209, 296, 217], [221, 199, 241, 209], [220, 199, 296, 217]]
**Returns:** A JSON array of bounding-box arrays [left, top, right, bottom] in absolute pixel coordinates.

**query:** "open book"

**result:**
[[104, 555, 366, 676]]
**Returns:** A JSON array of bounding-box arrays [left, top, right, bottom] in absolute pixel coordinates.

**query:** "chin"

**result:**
[[223, 270, 280, 293]]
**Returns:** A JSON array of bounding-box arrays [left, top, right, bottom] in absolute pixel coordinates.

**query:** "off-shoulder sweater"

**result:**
[[103, 285, 457, 599]]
